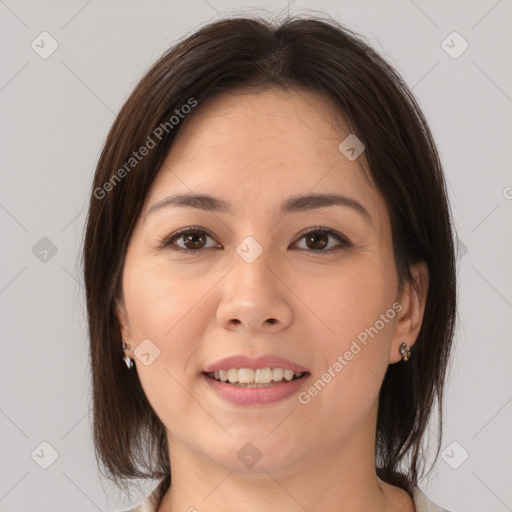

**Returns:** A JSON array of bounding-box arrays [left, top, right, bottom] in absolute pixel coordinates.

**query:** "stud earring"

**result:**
[[122, 340, 134, 369], [399, 342, 411, 362]]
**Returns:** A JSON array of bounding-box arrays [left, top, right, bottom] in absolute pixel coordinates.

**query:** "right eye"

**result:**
[[161, 227, 219, 252]]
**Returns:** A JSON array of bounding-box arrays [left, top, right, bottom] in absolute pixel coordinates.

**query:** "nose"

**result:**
[[216, 249, 293, 333]]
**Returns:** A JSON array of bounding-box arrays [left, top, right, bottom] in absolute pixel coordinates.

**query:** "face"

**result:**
[[117, 88, 427, 476]]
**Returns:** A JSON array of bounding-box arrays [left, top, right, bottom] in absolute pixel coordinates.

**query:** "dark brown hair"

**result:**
[[82, 14, 457, 506]]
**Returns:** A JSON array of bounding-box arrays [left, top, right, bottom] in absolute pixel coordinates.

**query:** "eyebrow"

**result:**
[[145, 192, 373, 225]]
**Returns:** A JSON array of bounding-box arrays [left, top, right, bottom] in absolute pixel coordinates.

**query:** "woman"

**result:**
[[83, 15, 457, 512]]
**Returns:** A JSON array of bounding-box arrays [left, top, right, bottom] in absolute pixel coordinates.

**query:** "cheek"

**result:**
[[122, 261, 210, 421], [299, 313, 394, 435], [122, 259, 211, 396], [123, 258, 205, 338], [311, 260, 396, 341], [305, 264, 397, 405]]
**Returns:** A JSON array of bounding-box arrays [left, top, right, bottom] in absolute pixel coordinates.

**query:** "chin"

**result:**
[[198, 435, 304, 475]]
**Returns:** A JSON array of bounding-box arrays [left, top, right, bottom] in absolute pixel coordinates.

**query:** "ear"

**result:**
[[115, 298, 133, 348], [389, 261, 429, 364]]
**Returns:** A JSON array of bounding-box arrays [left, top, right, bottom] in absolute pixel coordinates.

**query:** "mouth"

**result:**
[[202, 354, 311, 404], [202, 368, 311, 406], [203, 368, 310, 388]]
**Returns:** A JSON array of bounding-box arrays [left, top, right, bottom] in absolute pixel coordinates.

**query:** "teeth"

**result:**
[[284, 369, 295, 381], [272, 368, 284, 381], [208, 367, 304, 384], [255, 368, 272, 383], [238, 368, 254, 383]]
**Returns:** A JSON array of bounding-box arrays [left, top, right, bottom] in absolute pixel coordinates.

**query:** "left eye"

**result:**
[[161, 226, 351, 253], [293, 227, 352, 252]]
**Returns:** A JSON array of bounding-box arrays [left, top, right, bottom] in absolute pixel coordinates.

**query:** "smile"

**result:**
[[205, 367, 307, 386], [202, 368, 310, 405]]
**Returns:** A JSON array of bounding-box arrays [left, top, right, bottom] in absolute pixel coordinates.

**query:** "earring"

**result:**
[[399, 342, 411, 362], [122, 340, 134, 369]]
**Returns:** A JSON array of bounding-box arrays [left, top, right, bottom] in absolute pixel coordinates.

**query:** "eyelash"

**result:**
[[160, 226, 352, 254]]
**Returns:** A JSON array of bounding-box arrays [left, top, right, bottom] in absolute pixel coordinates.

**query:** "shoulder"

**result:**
[[121, 486, 161, 512], [122, 501, 156, 512], [123, 506, 149, 512], [412, 487, 456, 512], [123, 484, 455, 512]]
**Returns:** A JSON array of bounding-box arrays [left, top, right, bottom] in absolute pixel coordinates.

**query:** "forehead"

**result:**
[[142, 88, 386, 233], [168, 87, 351, 165]]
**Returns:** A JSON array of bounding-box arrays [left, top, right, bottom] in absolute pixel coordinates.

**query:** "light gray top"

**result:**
[[123, 485, 453, 512]]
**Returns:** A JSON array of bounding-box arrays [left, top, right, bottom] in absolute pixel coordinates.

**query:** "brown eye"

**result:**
[[293, 227, 352, 253], [163, 227, 218, 252], [181, 231, 207, 250], [162, 226, 351, 254], [305, 231, 329, 250]]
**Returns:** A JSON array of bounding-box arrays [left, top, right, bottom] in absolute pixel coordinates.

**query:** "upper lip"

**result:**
[[203, 354, 309, 373]]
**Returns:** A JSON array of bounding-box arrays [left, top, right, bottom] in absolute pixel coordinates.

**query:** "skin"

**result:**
[[117, 87, 429, 512]]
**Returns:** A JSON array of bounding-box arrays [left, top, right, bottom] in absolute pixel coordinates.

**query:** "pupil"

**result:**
[[186, 232, 204, 249], [185, 232, 327, 250], [308, 232, 327, 250]]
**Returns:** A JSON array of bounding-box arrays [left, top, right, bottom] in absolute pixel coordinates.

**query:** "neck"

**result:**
[[156, 403, 414, 512]]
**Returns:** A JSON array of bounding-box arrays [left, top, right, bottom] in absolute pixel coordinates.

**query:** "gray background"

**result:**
[[1, 0, 511, 511]]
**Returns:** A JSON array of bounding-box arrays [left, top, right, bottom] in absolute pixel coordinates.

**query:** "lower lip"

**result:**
[[202, 373, 310, 406]]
